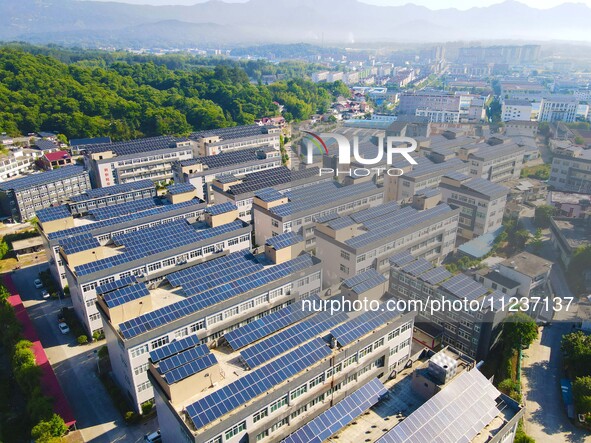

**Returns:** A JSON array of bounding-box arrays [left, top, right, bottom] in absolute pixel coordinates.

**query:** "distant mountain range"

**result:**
[[1, 0, 591, 48]]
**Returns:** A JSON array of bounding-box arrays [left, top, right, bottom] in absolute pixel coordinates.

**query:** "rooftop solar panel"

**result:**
[[167, 183, 196, 195], [190, 124, 267, 142], [104, 284, 150, 308], [37, 205, 71, 223], [83, 136, 180, 156], [265, 232, 304, 250], [205, 202, 237, 215], [283, 378, 387, 443], [163, 353, 218, 385], [255, 188, 284, 202], [240, 311, 349, 368], [400, 258, 434, 277], [214, 174, 239, 184], [351, 273, 387, 295], [440, 274, 488, 301], [226, 166, 321, 196], [331, 309, 400, 347], [157, 344, 210, 374], [443, 171, 470, 182], [0, 166, 87, 192], [388, 251, 415, 267], [224, 296, 320, 350], [96, 275, 138, 295], [181, 146, 275, 170], [69, 180, 154, 202], [185, 338, 331, 429], [61, 234, 100, 255], [343, 269, 384, 289], [88, 198, 158, 221], [150, 335, 202, 363], [418, 267, 452, 285]]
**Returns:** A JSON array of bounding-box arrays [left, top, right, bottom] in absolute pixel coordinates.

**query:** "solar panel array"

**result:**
[[400, 258, 434, 277], [37, 205, 71, 223], [350, 273, 387, 295], [228, 166, 320, 196], [214, 174, 239, 184], [265, 232, 304, 250], [182, 260, 264, 296], [255, 187, 284, 202], [96, 275, 137, 295], [404, 157, 467, 180], [163, 353, 218, 385], [190, 124, 265, 142], [343, 269, 384, 289], [0, 166, 87, 192], [240, 311, 349, 368], [190, 147, 274, 170], [346, 204, 453, 249], [157, 344, 210, 373], [150, 334, 201, 363], [48, 200, 205, 241], [185, 338, 332, 429], [88, 198, 158, 221], [205, 202, 237, 215], [349, 201, 399, 224], [326, 216, 357, 231], [69, 180, 154, 202], [283, 378, 388, 443], [415, 188, 442, 198], [440, 274, 488, 301], [83, 136, 179, 156], [271, 181, 379, 218], [462, 177, 510, 199], [388, 251, 415, 267], [331, 308, 400, 347], [417, 267, 452, 285], [104, 283, 150, 308], [167, 183, 196, 195], [224, 296, 320, 350], [118, 254, 315, 339], [75, 219, 245, 277], [61, 234, 100, 255], [443, 171, 470, 182], [376, 369, 501, 443]]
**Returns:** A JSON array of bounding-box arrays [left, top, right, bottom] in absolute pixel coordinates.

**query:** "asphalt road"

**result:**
[[12, 263, 158, 443]]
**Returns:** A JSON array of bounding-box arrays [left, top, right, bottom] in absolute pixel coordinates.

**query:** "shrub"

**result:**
[[31, 414, 68, 441], [77, 335, 88, 345], [124, 411, 138, 424], [93, 330, 105, 341], [141, 400, 154, 415], [98, 345, 109, 359]]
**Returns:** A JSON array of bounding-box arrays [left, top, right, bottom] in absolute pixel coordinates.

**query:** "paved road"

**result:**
[[12, 263, 158, 443]]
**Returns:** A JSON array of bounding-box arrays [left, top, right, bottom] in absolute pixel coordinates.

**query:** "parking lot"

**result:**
[[11, 262, 158, 443]]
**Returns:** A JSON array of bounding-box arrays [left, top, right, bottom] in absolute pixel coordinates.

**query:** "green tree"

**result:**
[[0, 239, 9, 259], [534, 205, 557, 228], [31, 414, 68, 442], [573, 376, 591, 414], [530, 228, 543, 252], [566, 245, 591, 295], [502, 313, 538, 351], [562, 331, 591, 377]]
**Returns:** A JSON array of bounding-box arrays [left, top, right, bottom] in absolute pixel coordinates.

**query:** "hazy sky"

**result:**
[[87, 0, 591, 8]]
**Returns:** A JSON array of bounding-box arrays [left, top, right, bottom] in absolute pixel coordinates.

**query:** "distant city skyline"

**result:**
[[84, 0, 591, 10]]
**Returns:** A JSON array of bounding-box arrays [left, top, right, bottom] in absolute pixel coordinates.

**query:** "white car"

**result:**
[[41, 289, 50, 299], [34, 279, 43, 289], [58, 322, 70, 334], [144, 431, 161, 443]]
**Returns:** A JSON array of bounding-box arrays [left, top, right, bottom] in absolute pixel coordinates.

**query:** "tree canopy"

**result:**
[[502, 313, 538, 351]]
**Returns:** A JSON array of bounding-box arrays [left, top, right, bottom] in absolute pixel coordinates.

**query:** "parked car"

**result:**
[[58, 322, 70, 334], [34, 279, 43, 289], [41, 289, 50, 299], [144, 431, 161, 443]]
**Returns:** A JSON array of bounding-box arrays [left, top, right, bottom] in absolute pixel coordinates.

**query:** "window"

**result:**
[[341, 250, 350, 260], [291, 405, 308, 419], [256, 430, 269, 441], [270, 417, 288, 433], [190, 320, 205, 332], [253, 407, 268, 423], [208, 313, 223, 325], [85, 298, 97, 308], [309, 373, 324, 389], [388, 328, 400, 341], [343, 355, 358, 368], [131, 345, 148, 358], [340, 264, 349, 274], [269, 396, 288, 413], [174, 328, 188, 339], [137, 381, 151, 392], [89, 313, 101, 322], [134, 362, 149, 376], [359, 344, 373, 359], [150, 336, 169, 350], [290, 384, 307, 400], [224, 421, 246, 440], [400, 322, 412, 333]]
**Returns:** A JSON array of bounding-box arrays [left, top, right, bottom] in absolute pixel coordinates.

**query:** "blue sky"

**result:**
[[88, 0, 591, 8]]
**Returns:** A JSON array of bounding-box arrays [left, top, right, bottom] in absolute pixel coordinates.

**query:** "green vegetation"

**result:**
[[0, 45, 348, 139], [561, 332, 591, 420], [30, 414, 67, 443], [444, 255, 483, 274], [529, 228, 543, 253], [533, 205, 557, 228], [502, 312, 538, 351], [566, 245, 591, 295], [520, 164, 550, 181]]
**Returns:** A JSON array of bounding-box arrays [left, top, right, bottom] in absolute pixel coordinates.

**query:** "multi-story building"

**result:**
[[538, 96, 579, 123], [499, 81, 545, 101], [384, 157, 469, 203], [172, 147, 282, 202], [439, 172, 509, 240], [501, 99, 532, 122], [388, 251, 509, 359], [398, 91, 460, 117], [252, 181, 384, 250], [460, 139, 525, 183], [415, 107, 460, 123], [83, 136, 195, 188], [0, 166, 91, 222], [212, 166, 330, 222], [0, 149, 35, 182], [315, 201, 459, 287], [98, 234, 332, 413], [147, 284, 416, 442], [549, 217, 591, 267], [548, 147, 591, 194], [190, 125, 280, 157], [61, 203, 249, 337]]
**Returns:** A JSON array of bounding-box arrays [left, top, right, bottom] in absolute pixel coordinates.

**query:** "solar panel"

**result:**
[[182, 260, 264, 296], [388, 251, 415, 267], [418, 267, 452, 285], [37, 205, 71, 223], [462, 177, 510, 199], [83, 136, 180, 156], [240, 311, 349, 368], [351, 273, 387, 295], [163, 353, 218, 384], [205, 202, 237, 215], [226, 166, 321, 196], [182, 146, 275, 170], [150, 335, 202, 363], [443, 171, 470, 182], [157, 344, 210, 374], [69, 180, 154, 202], [343, 269, 384, 289], [283, 378, 387, 443], [331, 309, 400, 347], [190, 124, 266, 142], [326, 216, 356, 230], [61, 234, 100, 254], [376, 369, 501, 443], [0, 166, 87, 192], [96, 275, 138, 295], [265, 232, 304, 250], [88, 198, 158, 221], [119, 254, 316, 340], [400, 258, 434, 277], [349, 201, 399, 224], [185, 338, 331, 429], [167, 183, 196, 195], [224, 296, 320, 350], [104, 284, 150, 308], [255, 187, 284, 202], [440, 274, 488, 301]]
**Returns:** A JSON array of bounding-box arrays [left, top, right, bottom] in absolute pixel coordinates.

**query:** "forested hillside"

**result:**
[[0, 46, 349, 140]]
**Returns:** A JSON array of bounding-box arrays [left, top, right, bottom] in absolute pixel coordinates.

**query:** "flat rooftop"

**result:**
[[500, 252, 553, 278], [552, 218, 591, 250]]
